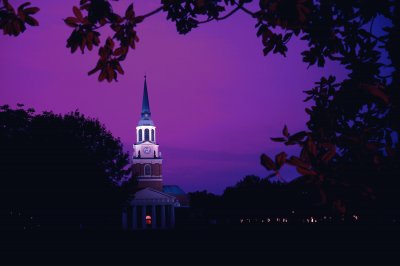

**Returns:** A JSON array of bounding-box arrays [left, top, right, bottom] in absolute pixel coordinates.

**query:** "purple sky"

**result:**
[[0, 1, 347, 194]]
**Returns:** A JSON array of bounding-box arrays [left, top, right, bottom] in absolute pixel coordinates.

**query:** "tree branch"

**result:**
[[140, 6, 163, 20], [198, 5, 241, 24], [369, 17, 375, 34], [234, 1, 256, 17], [197, 1, 257, 25], [365, 30, 387, 44]]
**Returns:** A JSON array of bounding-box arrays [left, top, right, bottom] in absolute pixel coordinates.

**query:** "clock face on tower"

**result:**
[[143, 146, 151, 154]]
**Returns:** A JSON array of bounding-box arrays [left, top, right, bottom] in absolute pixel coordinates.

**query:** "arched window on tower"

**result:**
[[151, 129, 155, 142], [138, 129, 142, 142], [144, 164, 151, 176], [144, 128, 150, 141]]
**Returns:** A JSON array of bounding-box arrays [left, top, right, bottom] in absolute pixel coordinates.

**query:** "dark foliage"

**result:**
[[188, 190, 222, 225], [0, 105, 134, 230], [189, 175, 331, 224], [260, 1, 400, 221], [0, 0, 39, 36], [188, 174, 399, 225], [64, 0, 145, 82]]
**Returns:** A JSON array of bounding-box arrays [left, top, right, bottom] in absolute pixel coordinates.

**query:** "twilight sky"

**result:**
[[0, 1, 347, 194]]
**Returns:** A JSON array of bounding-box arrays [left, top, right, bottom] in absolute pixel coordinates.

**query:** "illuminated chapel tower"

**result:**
[[132, 77, 163, 191]]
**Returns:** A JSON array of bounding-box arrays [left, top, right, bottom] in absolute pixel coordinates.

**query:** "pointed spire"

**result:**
[[141, 75, 151, 119]]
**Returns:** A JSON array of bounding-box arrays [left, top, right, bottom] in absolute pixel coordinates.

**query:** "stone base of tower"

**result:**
[[137, 180, 163, 191]]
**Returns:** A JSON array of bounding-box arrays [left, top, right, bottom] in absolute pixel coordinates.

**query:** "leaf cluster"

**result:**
[[64, 1, 142, 82], [0, 0, 39, 36]]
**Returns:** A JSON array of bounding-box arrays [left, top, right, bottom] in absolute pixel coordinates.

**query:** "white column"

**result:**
[[122, 209, 127, 230], [169, 205, 175, 228], [161, 205, 166, 229], [141, 205, 146, 229], [151, 205, 157, 229], [131, 206, 137, 230]]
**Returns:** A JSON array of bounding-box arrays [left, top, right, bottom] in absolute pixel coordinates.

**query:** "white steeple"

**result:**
[[132, 76, 163, 191]]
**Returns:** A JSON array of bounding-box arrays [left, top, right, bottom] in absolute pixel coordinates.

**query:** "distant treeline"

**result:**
[[187, 174, 400, 226]]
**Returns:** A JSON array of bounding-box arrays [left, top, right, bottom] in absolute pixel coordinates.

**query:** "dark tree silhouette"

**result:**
[[259, 1, 400, 222], [0, 105, 134, 229], [222, 175, 322, 220], [188, 190, 222, 225], [188, 175, 330, 225]]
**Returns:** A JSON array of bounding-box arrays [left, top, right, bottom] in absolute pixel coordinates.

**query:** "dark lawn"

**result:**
[[1, 224, 399, 265]]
